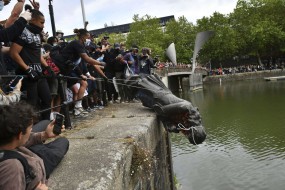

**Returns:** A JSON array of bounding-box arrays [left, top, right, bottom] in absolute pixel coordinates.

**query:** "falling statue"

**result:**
[[118, 31, 213, 145], [127, 74, 206, 145]]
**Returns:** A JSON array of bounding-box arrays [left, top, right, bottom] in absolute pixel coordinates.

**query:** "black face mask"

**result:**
[[27, 23, 43, 34]]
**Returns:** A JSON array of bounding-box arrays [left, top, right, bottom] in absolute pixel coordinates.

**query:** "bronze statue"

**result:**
[[128, 74, 207, 145]]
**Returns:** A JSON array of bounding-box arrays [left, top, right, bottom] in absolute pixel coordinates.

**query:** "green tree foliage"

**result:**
[[195, 12, 238, 67], [231, 0, 285, 64], [164, 16, 195, 63], [96, 33, 127, 46], [126, 14, 165, 57], [90, 0, 285, 66]]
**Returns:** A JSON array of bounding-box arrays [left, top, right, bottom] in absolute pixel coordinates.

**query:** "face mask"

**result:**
[[85, 39, 91, 46], [27, 23, 43, 34], [53, 43, 57, 46], [0, 1, 4, 11]]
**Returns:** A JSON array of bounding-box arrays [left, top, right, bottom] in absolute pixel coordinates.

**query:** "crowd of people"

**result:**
[[208, 62, 285, 76], [0, 1, 158, 118], [0, 1, 158, 189]]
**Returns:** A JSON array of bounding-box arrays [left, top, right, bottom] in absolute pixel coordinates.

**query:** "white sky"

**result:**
[[0, 0, 238, 36]]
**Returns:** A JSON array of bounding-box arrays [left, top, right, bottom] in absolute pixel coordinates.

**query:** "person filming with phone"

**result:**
[[138, 47, 156, 75], [0, 75, 23, 105], [0, 102, 69, 190]]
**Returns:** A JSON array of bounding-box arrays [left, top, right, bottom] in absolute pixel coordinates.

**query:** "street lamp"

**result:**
[[80, 0, 88, 29], [48, 0, 56, 36]]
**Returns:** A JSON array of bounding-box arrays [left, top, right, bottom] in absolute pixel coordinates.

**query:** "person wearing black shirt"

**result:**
[[139, 48, 156, 75], [0, 8, 31, 75], [52, 28, 107, 116], [103, 43, 125, 103], [10, 9, 54, 120]]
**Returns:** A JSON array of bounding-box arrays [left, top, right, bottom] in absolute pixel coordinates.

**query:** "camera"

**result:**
[[9, 76, 23, 89], [53, 113, 65, 135]]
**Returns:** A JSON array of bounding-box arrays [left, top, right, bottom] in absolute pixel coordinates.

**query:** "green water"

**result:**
[[171, 80, 285, 190]]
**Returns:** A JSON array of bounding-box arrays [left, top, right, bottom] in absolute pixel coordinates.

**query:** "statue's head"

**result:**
[[180, 125, 207, 145], [183, 105, 207, 145], [176, 105, 207, 145]]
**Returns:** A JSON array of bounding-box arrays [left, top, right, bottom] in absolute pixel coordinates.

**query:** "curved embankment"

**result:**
[[48, 102, 174, 190], [203, 69, 285, 83]]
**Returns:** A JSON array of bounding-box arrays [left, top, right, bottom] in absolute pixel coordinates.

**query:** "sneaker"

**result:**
[[86, 107, 96, 112], [97, 105, 104, 110], [89, 105, 97, 111], [74, 112, 88, 118], [77, 107, 89, 114], [74, 107, 88, 117]]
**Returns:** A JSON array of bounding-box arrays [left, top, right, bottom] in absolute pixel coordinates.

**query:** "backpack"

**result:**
[[0, 150, 36, 187], [50, 42, 76, 75], [49, 42, 68, 60]]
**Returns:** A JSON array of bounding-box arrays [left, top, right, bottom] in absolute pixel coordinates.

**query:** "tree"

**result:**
[[97, 33, 127, 46], [126, 14, 165, 57], [231, 0, 285, 64], [195, 12, 238, 67], [164, 16, 195, 63]]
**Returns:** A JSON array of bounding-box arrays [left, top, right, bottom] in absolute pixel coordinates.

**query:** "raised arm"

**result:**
[[4, 0, 25, 28], [80, 53, 107, 78], [0, 11, 31, 42]]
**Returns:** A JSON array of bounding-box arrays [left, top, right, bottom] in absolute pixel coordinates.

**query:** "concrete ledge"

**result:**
[[48, 103, 172, 190]]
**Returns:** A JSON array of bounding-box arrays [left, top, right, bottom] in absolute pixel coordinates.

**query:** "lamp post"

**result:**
[[48, 0, 56, 37], [80, 0, 88, 29]]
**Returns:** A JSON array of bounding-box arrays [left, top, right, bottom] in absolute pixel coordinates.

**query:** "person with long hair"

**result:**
[[51, 28, 107, 117]]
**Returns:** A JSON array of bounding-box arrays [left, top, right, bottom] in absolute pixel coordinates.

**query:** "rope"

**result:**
[[0, 74, 105, 81], [35, 96, 88, 114], [105, 78, 151, 91], [177, 123, 198, 145]]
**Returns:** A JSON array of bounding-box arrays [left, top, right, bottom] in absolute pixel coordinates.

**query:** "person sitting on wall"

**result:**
[[0, 102, 69, 190]]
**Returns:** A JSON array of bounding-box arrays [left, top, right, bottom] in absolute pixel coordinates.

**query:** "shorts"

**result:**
[[67, 72, 80, 88]]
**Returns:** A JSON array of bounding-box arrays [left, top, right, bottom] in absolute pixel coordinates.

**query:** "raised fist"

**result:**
[[20, 10, 32, 21]]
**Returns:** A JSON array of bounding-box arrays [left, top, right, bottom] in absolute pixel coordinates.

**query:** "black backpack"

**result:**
[[0, 150, 36, 187], [50, 42, 75, 75], [49, 42, 68, 60]]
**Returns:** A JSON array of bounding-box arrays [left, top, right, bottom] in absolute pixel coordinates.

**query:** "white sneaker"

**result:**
[[74, 107, 88, 117]]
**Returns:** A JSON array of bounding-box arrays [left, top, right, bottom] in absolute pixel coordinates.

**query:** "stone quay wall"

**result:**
[[203, 69, 285, 83], [48, 103, 175, 190]]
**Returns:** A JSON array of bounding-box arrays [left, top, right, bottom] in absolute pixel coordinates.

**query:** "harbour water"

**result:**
[[171, 79, 285, 190]]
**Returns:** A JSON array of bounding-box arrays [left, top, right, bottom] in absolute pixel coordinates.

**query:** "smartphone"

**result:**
[[53, 113, 65, 135], [9, 76, 23, 89]]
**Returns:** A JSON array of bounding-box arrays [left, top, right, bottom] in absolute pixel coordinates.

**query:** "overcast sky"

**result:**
[[0, 0, 238, 36]]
